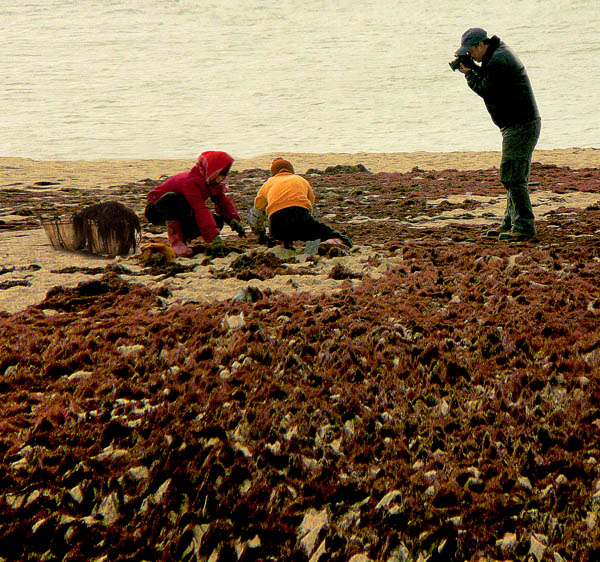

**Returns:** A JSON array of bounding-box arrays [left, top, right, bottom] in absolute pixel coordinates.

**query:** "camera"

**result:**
[[449, 54, 476, 72]]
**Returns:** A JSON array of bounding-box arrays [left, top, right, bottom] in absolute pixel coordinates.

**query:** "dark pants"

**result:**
[[269, 206, 343, 245], [500, 118, 541, 234], [145, 192, 222, 242]]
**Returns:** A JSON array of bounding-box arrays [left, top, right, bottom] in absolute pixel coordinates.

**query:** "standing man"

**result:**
[[454, 28, 541, 240]]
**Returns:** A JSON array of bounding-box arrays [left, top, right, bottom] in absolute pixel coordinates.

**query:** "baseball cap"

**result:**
[[455, 28, 488, 55]]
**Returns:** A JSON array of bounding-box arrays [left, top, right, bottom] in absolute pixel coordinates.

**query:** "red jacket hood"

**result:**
[[192, 151, 234, 183]]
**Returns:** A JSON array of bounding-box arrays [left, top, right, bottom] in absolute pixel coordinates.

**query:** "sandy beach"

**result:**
[[1, 147, 599, 192]]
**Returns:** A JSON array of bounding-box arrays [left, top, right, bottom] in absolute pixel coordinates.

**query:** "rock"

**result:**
[[555, 474, 568, 487], [386, 542, 410, 562], [17, 445, 33, 458], [10, 457, 28, 471], [304, 240, 321, 255], [5, 493, 25, 509], [129, 466, 150, 481], [153, 479, 171, 504], [68, 370, 93, 381], [25, 489, 41, 507], [97, 492, 120, 526], [496, 532, 517, 552], [585, 509, 597, 530], [330, 437, 343, 455], [518, 475, 533, 491], [222, 311, 245, 329], [298, 508, 329, 556], [69, 485, 84, 504], [4, 365, 18, 377], [440, 398, 449, 416], [309, 539, 328, 562], [529, 533, 547, 561], [349, 554, 372, 562], [234, 285, 264, 303], [95, 444, 128, 461], [423, 470, 437, 481], [376, 490, 402, 510], [117, 344, 145, 358], [344, 419, 355, 437]]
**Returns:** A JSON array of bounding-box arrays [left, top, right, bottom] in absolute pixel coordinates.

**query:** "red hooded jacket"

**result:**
[[147, 151, 240, 243]]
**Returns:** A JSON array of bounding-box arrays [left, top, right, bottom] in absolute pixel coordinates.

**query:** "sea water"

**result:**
[[2, 0, 598, 160]]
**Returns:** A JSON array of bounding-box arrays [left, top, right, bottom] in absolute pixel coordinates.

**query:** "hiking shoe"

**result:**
[[498, 229, 535, 241], [486, 222, 511, 237], [339, 234, 353, 248]]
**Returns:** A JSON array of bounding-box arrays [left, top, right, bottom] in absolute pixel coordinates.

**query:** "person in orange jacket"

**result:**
[[252, 158, 352, 248], [144, 151, 245, 256]]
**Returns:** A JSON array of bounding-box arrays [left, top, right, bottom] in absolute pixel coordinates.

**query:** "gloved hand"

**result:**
[[207, 235, 227, 257], [247, 207, 267, 231], [229, 219, 246, 238]]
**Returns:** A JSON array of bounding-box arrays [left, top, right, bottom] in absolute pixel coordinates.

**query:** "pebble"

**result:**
[[153, 479, 171, 504], [68, 370, 93, 381], [518, 475, 533, 491], [69, 485, 84, 504], [376, 490, 402, 510], [129, 466, 150, 481], [10, 457, 28, 471], [4, 365, 19, 377], [117, 344, 145, 357], [529, 533, 547, 561], [496, 532, 517, 552], [440, 398, 449, 416], [555, 474, 568, 486], [97, 492, 120, 526], [222, 311, 245, 329], [349, 554, 372, 562]]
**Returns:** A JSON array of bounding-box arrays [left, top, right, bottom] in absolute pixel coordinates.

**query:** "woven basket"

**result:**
[[41, 217, 84, 251]]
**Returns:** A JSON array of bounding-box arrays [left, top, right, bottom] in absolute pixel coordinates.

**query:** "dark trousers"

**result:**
[[269, 206, 343, 245], [500, 118, 541, 234], [145, 192, 222, 242]]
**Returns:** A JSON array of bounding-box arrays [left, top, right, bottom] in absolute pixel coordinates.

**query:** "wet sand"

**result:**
[[1, 147, 598, 191]]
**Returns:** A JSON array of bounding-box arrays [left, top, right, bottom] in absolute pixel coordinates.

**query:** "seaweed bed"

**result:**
[[1, 164, 600, 561]]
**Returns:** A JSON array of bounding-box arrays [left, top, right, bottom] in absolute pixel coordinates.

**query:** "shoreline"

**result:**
[[1, 148, 598, 192]]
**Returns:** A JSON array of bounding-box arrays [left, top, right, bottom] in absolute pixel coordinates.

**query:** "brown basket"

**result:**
[[41, 216, 84, 251], [41, 216, 140, 256]]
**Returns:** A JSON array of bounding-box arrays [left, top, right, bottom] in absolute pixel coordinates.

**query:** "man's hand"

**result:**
[[229, 219, 246, 238], [207, 235, 227, 257], [459, 63, 469, 74]]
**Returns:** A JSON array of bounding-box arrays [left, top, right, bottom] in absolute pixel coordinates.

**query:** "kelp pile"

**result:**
[[1, 164, 600, 561]]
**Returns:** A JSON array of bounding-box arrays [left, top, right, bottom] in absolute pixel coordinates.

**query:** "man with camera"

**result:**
[[451, 28, 541, 240]]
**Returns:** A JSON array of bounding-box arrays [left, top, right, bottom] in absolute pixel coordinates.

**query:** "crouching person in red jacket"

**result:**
[[144, 151, 245, 256]]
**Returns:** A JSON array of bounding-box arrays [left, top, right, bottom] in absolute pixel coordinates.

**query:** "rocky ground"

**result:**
[[1, 163, 600, 561]]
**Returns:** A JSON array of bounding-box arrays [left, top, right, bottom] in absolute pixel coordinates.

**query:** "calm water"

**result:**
[[2, 0, 599, 160]]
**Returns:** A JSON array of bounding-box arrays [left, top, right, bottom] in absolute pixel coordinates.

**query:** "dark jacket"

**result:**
[[466, 36, 539, 129]]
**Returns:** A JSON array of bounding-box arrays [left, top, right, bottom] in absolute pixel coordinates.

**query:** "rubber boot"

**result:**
[[166, 220, 193, 257]]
